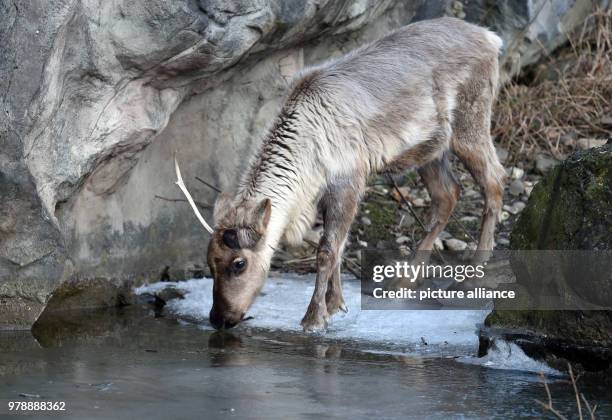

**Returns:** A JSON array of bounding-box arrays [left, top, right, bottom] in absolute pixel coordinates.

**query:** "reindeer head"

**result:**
[[207, 195, 272, 329], [173, 158, 272, 330]]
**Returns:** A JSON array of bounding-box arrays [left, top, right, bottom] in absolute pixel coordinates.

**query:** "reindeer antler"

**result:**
[[174, 156, 214, 234]]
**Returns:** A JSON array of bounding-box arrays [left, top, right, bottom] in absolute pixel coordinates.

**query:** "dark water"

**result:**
[[0, 306, 609, 419]]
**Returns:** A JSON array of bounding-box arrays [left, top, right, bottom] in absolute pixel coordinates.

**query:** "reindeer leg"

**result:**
[[301, 182, 362, 332], [326, 265, 348, 316]]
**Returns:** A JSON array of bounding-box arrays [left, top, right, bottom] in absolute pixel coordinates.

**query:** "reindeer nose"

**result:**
[[209, 307, 240, 330], [209, 307, 224, 330]]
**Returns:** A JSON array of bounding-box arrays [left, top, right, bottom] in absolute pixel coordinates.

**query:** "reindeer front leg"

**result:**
[[301, 183, 362, 332]]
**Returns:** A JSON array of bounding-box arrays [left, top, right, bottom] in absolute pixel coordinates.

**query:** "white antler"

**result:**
[[174, 156, 214, 234]]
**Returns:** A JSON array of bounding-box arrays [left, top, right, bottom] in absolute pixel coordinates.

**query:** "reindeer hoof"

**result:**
[[301, 311, 329, 333], [326, 293, 348, 316]]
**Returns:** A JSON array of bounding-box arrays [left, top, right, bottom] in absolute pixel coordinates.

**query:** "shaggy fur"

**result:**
[[208, 17, 505, 331]]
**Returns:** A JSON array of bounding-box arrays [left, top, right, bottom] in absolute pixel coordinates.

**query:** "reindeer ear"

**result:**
[[213, 192, 233, 225], [253, 198, 272, 233]]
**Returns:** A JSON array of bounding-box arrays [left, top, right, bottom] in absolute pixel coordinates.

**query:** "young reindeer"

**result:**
[[176, 18, 506, 332]]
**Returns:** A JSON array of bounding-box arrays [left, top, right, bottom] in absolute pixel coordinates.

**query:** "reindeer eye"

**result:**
[[231, 258, 247, 274]]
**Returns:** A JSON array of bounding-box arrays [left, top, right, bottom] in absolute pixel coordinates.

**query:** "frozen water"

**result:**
[[136, 275, 486, 351], [135, 274, 558, 374], [458, 340, 563, 376]]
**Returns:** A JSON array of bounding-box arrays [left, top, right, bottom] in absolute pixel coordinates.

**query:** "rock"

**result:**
[[390, 186, 411, 203], [500, 211, 510, 222], [577, 138, 607, 150], [358, 240, 368, 248], [438, 231, 453, 240], [509, 167, 524, 180], [443, 238, 468, 251], [512, 143, 611, 250], [560, 131, 578, 147], [523, 181, 534, 197], [503, 201, 525, 215], [535, 154, 558, 174], [395, 236, 410, 245], [1, 0, 603, 329], [463, 189, 480, 199], [482, 143, 612, 373], [433, 238, 444, 251], [398, 212, 416, 229], [508, 179, 525, 196], [495, 147, 509, 164], [496, 237, 510, 246], [360, 216, 372, 226], [412, 198, 426, 207]]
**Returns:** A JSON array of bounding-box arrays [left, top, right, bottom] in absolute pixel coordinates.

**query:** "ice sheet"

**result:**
[[458, 340, 563, 376], [135, 275, 558, 374], [136, 276, 485, 348]]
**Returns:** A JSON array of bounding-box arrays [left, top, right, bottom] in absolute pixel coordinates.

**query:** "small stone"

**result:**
[[508, 179, 525, 196], [463, 189, 480, 198], [510, 167, 524, 180], [599, 115, 612, 126], [500, 211, 510, 222], [495, 146, 509, 164], [524, 181, 534, 196], [390, 186, 411, 203], [443, 238, 468, 251], [396, 235, 411, 244], [434, 238, 444, 250], [577, 138, 607, 150], [504, 201, 526, 215], [497, 237, 510, 246], [360, 216, 372, 226], [459, 215, 478, 223], [560, 132, 577, 147], [412, 198, 426, 207], [438, 230, 453, 240], [398, 213, 416, 228], [535, 154, 558, 174], [373, 185, 389, 194], [358, 240, 368, 248]]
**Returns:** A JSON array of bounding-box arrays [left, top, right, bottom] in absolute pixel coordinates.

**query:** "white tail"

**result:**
[[174, 156, 214, 234]]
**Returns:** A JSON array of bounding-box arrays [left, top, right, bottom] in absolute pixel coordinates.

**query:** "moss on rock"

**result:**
[[484, 142, 612, 372], [511, 142, 612, 250]]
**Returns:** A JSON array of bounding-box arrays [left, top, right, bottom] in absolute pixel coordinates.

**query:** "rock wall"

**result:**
[[0, 0, 605, 329]]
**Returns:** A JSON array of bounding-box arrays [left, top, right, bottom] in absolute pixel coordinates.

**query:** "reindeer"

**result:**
[[175, 17, 506, 332]]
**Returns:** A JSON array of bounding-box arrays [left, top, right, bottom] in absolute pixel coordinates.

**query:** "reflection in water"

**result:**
[[0, 305, 609, 419]]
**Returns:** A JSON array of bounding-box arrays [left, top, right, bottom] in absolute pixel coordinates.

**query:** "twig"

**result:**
[[195, 176, 222, 193], [343, 257, 362, 278], [534, 372, 568, 420], [386, 173, 428, 232], [385, 173, 446, 263], [450, 213, 477, 243], [535, 363, 599, 420], [581, 394, 597, 420], [568, 363, 584, 420]]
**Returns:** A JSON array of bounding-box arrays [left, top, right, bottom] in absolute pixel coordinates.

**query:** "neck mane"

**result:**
[[235, 108, 307, 261]]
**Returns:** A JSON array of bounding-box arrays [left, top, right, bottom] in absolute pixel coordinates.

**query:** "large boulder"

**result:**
[[0, 0, 604, 329], [482, 142, 612, 373]]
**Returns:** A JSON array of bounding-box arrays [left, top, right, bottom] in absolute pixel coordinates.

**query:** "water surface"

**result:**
[[1, 305, 609, 419]]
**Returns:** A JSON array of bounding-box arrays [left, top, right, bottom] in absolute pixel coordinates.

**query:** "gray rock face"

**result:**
[[0, 0, 603, 329]]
